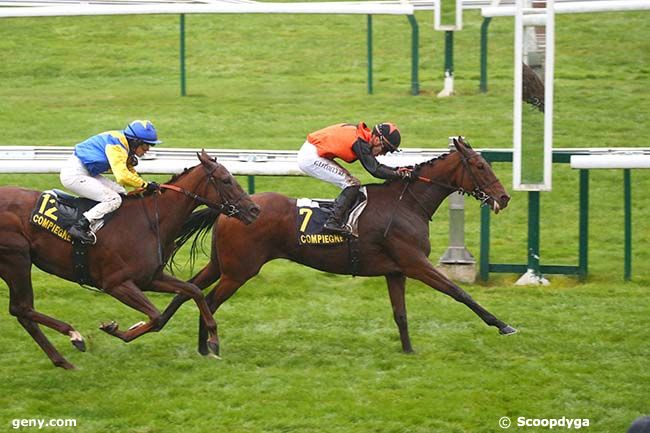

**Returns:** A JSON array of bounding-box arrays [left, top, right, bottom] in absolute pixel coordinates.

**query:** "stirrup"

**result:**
[[323, 220, 351, 235], [69, 228, 96, 245]]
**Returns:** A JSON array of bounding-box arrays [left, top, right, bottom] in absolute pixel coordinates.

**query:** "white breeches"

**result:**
[[297, 141, 360, 190], [59, 155, 126, 222]]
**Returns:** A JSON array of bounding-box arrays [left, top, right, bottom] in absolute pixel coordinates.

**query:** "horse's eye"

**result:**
[[476, 162, 485, 170], [221, 176, 232, 184]]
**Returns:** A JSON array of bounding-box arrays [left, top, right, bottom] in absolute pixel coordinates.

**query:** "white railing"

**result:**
[[482, 0, 650, 18], [0, 146, 448, 176], [0, 2, 415, 18]]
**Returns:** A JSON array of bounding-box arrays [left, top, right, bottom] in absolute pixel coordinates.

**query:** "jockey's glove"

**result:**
[[145, 181, 161, 193], [397, 168, 414, 181]]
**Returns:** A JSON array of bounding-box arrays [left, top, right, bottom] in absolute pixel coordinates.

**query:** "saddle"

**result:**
[[295, 187, 368, 245], [29, 189, 116, 286], [29, 189, 113, 241]]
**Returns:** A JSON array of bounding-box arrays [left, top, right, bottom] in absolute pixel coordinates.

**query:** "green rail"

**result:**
[[480, 150, 636, 282]]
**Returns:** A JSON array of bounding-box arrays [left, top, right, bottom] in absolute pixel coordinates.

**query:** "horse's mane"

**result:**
[[168, 207, 220, 274], [380, 152, 450, 186], [168, 166, 194, 183], [414, 152, 449, 170]]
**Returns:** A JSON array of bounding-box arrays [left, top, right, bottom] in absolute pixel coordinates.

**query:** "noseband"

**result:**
[[160, 164, 245, 217]]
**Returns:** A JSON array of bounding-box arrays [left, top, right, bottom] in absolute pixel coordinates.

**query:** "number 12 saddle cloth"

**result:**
[[29, 189, 112, 243]]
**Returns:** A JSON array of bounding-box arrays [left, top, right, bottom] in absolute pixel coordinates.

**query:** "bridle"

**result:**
[[139, 161, 246, 268], [159, 163, 245, 217], [414, 151, 499, 206]]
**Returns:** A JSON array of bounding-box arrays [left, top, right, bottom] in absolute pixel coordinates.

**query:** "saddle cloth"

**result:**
[[295, 187, 368, 245], [29, 189, 109, 242]]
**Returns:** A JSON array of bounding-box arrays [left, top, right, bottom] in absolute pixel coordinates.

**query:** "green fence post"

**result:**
[[479, 17, 492, 93], [407, 15, 419, 95], [367, 15, 373, 95], [480, 204, 490, 281], [624, 169, 631, 281], [444, 30, 454, 76], [180, 14, 186, 97], [528, 191, 541, 276], [247, 175, 255, 194], [578, 169, 589, 280]]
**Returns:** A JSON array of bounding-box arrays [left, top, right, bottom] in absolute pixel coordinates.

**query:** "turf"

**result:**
[[0, 7, 649, 433]]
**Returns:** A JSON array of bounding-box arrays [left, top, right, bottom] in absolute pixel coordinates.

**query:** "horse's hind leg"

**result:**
[[16, 317, 75, 369], [404, 257, 516, 335], [1, 252, 79, 368], [385, 273, 413, 353]]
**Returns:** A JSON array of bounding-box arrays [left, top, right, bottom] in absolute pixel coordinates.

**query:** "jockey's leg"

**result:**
[[323, 185, 360, 234], [297, 140, 360, 234], [64, 178, 122, 243]]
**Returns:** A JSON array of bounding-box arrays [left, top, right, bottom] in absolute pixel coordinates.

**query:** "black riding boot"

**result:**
[[323, 186, 360, 235], [68, 216, 95, 244]]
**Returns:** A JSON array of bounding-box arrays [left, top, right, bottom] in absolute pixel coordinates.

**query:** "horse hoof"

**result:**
[[499, 325, 518, 335], [71, 339, 86, 352], [68, 330, 86, 352], [100, 321, 118, 334], [206, 340, 221, 357]]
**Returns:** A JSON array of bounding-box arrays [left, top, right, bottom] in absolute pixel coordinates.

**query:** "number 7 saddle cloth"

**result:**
[[295, 187, 368, 246]]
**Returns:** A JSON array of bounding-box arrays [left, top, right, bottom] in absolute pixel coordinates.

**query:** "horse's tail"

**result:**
[[168, 208, 220, 273]]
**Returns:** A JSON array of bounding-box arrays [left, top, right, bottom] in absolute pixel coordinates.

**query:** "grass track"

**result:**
[[0, 7, 649, 433]]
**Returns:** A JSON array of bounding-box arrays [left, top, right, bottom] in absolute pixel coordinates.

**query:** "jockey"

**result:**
[[60, 120, 162, 243], [297, 122, 412, 235]]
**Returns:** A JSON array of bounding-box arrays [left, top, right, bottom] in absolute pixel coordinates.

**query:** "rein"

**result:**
[[158, 166, 242, 217]]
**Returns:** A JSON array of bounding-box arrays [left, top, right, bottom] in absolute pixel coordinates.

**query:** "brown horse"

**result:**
[[161, 137, 515, 356], [0, 151, 260, 369]]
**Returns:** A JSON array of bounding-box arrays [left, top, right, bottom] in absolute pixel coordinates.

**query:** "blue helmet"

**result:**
[[124, 120, 162, 145]]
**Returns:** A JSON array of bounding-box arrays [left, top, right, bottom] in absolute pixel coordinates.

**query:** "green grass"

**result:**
[[0, 7, 649, 433]]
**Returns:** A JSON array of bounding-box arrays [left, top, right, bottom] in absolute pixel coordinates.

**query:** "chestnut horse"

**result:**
[[161, 137, 516, 356], [0, 151, 259, 369]]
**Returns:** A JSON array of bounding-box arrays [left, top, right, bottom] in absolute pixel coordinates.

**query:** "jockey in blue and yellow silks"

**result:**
[[60, 120, 162, 244]]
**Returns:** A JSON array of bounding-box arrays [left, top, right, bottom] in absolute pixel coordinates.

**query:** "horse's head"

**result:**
[[196, 150, 261, 224], [446, 137, 510, 213]]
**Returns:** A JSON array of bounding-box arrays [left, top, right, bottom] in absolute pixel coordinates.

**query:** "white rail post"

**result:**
[[437, 137, 476, 283]]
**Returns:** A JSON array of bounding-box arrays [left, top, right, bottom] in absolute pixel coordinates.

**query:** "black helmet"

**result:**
[[373, 122, 401, 152]]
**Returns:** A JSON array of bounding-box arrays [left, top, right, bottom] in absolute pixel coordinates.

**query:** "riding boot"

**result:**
[[68, 216, 95, 244], [323, 186, 360, 235]]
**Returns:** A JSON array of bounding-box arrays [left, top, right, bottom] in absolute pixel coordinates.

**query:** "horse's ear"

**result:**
[[453, 136, 464, 153], [197, 149, 214, 164], [454, 136, 470, 156]]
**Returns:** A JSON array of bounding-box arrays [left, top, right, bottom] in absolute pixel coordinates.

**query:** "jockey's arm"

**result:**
[[352, 140, 401, 180], [105, 145, 148, 188]]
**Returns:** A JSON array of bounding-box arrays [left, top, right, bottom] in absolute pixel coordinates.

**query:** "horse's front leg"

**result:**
[[385, 273, 413, 353], [148, 273, 220, 358], [402, 255, 517, 335], [157, 260, 222, 332], [100, 280, 163, 342]]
